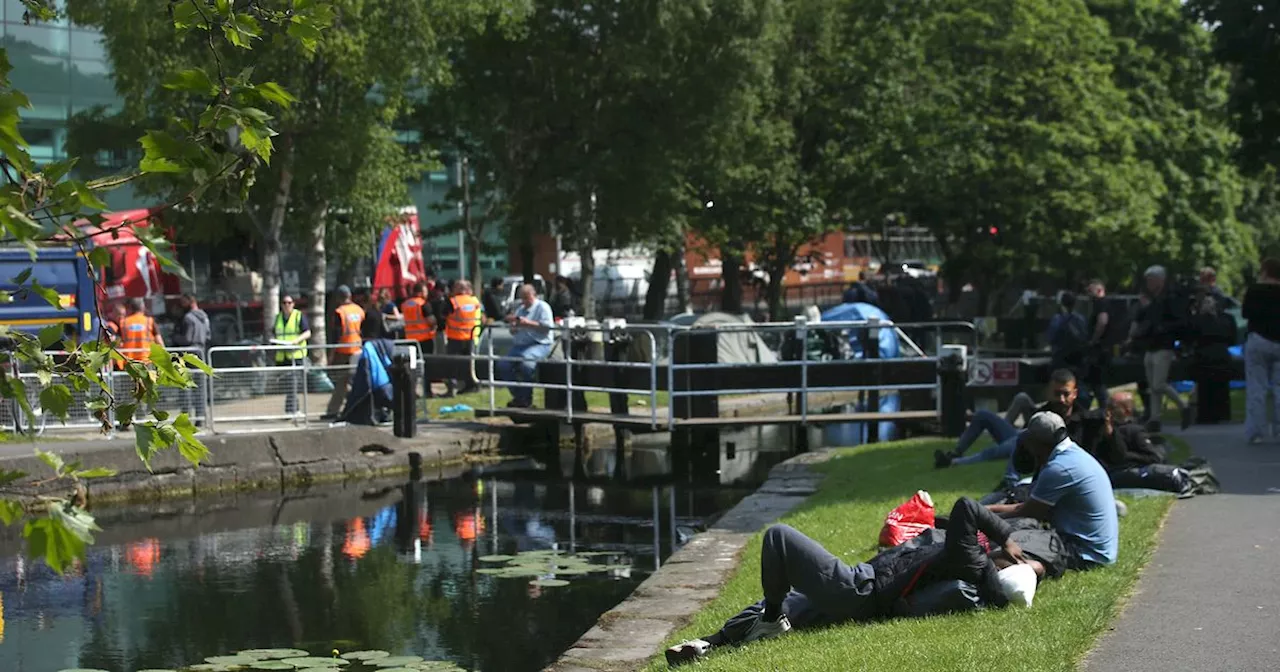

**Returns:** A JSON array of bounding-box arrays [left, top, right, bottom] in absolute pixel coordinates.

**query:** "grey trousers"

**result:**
[[1144, 349, 1185, 417], [1245, 332, 1280, 440]]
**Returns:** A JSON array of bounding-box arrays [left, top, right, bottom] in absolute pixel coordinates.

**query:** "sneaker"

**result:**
[[1181, 406, 1194, 431], [741, 614, 791, 644], [664, 639, 712, 667], [934, 449, 954, 469]]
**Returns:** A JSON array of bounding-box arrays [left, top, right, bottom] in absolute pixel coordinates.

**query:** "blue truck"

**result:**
[[0, 247, 99, 346]]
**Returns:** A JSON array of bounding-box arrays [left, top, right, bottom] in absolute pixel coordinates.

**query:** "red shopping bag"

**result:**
[[879, 490, 936, 547]]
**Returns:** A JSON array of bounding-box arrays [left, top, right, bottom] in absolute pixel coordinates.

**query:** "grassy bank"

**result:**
[[650, 437, 1180, 672]]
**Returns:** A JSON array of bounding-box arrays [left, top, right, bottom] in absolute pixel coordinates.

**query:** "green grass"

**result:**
[[649, 437, 1181, 672], [422, 386, 669, 420]]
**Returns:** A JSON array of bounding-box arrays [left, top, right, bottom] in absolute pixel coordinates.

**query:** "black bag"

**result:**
[[1179, 456, 1221, 495], [1109, 463, 1193, 496]]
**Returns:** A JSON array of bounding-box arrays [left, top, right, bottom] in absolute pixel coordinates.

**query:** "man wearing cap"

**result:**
[[987, 411, 1119, 577], [664, 496, 1043, 666]]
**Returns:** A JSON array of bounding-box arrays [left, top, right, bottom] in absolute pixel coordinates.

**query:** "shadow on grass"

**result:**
[[646, 437, 1175, 672]]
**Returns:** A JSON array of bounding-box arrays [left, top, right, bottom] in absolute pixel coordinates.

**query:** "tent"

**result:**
[[372, 210, 427, 300], [687, 312, 778, 365], [819, 302, 900, 358], [819, 301, 903, 440]]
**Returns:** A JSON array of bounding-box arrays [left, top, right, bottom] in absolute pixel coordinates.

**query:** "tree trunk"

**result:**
[[261, 138, 294, 340], [721, 245, 744, 314], [578, 239, 596, 319], [519, 225, 535, 284], [674, 233, 690, 313], [643, 248, 673, 321], [767, 236, 791, 321], [307, 204, 329, 365]]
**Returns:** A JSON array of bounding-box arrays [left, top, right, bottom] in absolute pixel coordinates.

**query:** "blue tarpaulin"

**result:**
[[819, 302, 901, 440]]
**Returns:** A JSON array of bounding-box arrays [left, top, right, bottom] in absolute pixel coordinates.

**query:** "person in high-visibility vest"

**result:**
[[120, 297, 163, 362], [442, 279, 482, 396], [271, 295, 312, 417], [401, 281, 438, 399], [325, 285, 366, 417]]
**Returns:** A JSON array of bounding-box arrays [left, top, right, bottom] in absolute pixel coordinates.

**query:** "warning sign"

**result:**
[[968, 359, 1020, 386]]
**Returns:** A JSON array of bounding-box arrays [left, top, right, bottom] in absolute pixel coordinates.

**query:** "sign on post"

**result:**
[[968, 359, 1019, 386]]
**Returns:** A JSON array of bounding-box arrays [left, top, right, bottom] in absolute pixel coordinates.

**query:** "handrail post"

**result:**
[[796, 316, 809, 425], [666, 326, 677, 432], [301, 353, 310, 428], [487, 330, 496, 416], [647, 330, 658, 430], [565, 328, 574, 425]]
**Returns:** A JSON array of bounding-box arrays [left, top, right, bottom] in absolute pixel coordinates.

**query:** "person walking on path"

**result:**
[[442, 279, 483, 397], [1242, 257, 1280, 443], [325, 285, 365, 417], [401, 282, 438, 399], [271, 295, 311, 417], [500, 284, 554, 408], [1128, 265, 1192, 431], [170, 294, 210, 423]]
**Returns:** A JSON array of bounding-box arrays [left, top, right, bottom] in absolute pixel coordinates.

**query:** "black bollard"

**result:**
[[392, 354, 417, 438], [408, 451, 423, 481], [938, 346, 968, 437], [865, 318, 880, 444]]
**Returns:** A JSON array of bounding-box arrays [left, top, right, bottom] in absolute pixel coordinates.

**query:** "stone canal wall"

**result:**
[[547, 449, 836, 672], [0, 423, 502, 504]]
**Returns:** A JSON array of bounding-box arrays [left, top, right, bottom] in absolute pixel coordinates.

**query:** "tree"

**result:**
[[1188, 0, 1280, 173], [841, 0, 1165, 310], [0, 0, 326, 572]]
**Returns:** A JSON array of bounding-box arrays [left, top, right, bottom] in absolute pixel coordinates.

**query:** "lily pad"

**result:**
[[138, 669, 180, 672], [413, 663, 466, 671], [56, 669, 110, 672], [250, 663, 296, 671], [207, 656, 258, 666], [371, 657, 425, 668], [551, 567, 589, 575], [584, 564, 613, 572], [186, 666, 233, 672], [498, 566, 545, 578], [532, 578, 571, 587], [371, 668, 420, 672], [474, 568, 506, 575], [280, 658, 348, 668], [340, 651, 390, 661], [478, 554, 515, 562], [576, 551, 614, 557], [241, 650, 311, 660]]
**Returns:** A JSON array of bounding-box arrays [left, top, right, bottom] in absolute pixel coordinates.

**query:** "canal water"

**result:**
[[0, 422, 855, 672]]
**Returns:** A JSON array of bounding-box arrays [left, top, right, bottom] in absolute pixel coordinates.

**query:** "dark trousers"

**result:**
[[179, 373, 207, 421], [709, 498, 1001, 646], [446, 339, 476, 392], [417, 339, 435, 398], [278, 358, 303, 414]]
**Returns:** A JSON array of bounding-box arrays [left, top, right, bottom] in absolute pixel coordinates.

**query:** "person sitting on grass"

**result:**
[[987, 412, 1119, 574], [664, 497, 1043, 667], [937, 369, 1103, 487], [1087, 392, 1165, 473]]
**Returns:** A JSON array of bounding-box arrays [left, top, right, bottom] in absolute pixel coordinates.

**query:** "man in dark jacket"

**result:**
[[664, 497, 1042, 666], [1089, 392, 1164, 472], [1128, 265, 1192, 430], [171, 294, 210, 423]]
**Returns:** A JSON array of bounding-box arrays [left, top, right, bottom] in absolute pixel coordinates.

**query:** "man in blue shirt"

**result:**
[[987, 411, 1119, 573], [501, 284, 555, 408]]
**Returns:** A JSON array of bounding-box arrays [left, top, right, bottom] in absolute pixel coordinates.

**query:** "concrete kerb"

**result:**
[[0, 423, 504, 503], [545, 448, 835, 672]]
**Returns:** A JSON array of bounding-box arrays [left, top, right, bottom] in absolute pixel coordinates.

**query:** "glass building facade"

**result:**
[[1, 2, 507, 278]]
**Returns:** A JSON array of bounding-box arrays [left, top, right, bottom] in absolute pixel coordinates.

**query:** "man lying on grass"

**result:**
[[666, 412, 1119, 667], [664, 497, 1041, 666]]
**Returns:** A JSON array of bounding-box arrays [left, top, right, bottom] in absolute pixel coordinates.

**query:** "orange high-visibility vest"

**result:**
[[335, 303, 365, 355], [445, 294, 481, 342], [120, 313, 155, 361], [401, 296, 436, 343]]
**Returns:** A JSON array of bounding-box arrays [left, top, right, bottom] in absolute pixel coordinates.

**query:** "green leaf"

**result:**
[[173, 412, 209, 466], [171, 0, 204, 31], [287, 19, 324, 53], [47, 501, 101, 545], [0, 468, 27, 486], [0, 500, 24, 526], [252, 81, 297, 108], [134, 423, 167, 468], [182, 352, 215, 376], [115, 402, 137, 425], [138, 131, 187, 174], [37, 324, 65, 349], [10, 267, 31, 285], [223, 13, 262, 49], [24, 514, 87, 574], [73, 467, 116, 479], [35, 448, 65, 475], [134, 227, 192, 281], [237, 125, 272, 162], [6, 377, 34, 426], [38, 384, 73, 422], [164, 68, 219, 96], [86, 246, 112, 274], [29, 280, 62, 309], [150, 343, 191, 388]]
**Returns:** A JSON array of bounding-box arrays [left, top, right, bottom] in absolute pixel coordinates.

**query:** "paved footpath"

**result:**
[[1084, 424, 1280, 672]]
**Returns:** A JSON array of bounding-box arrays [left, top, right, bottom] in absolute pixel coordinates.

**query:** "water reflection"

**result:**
[[0, 473, 751, 672]]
